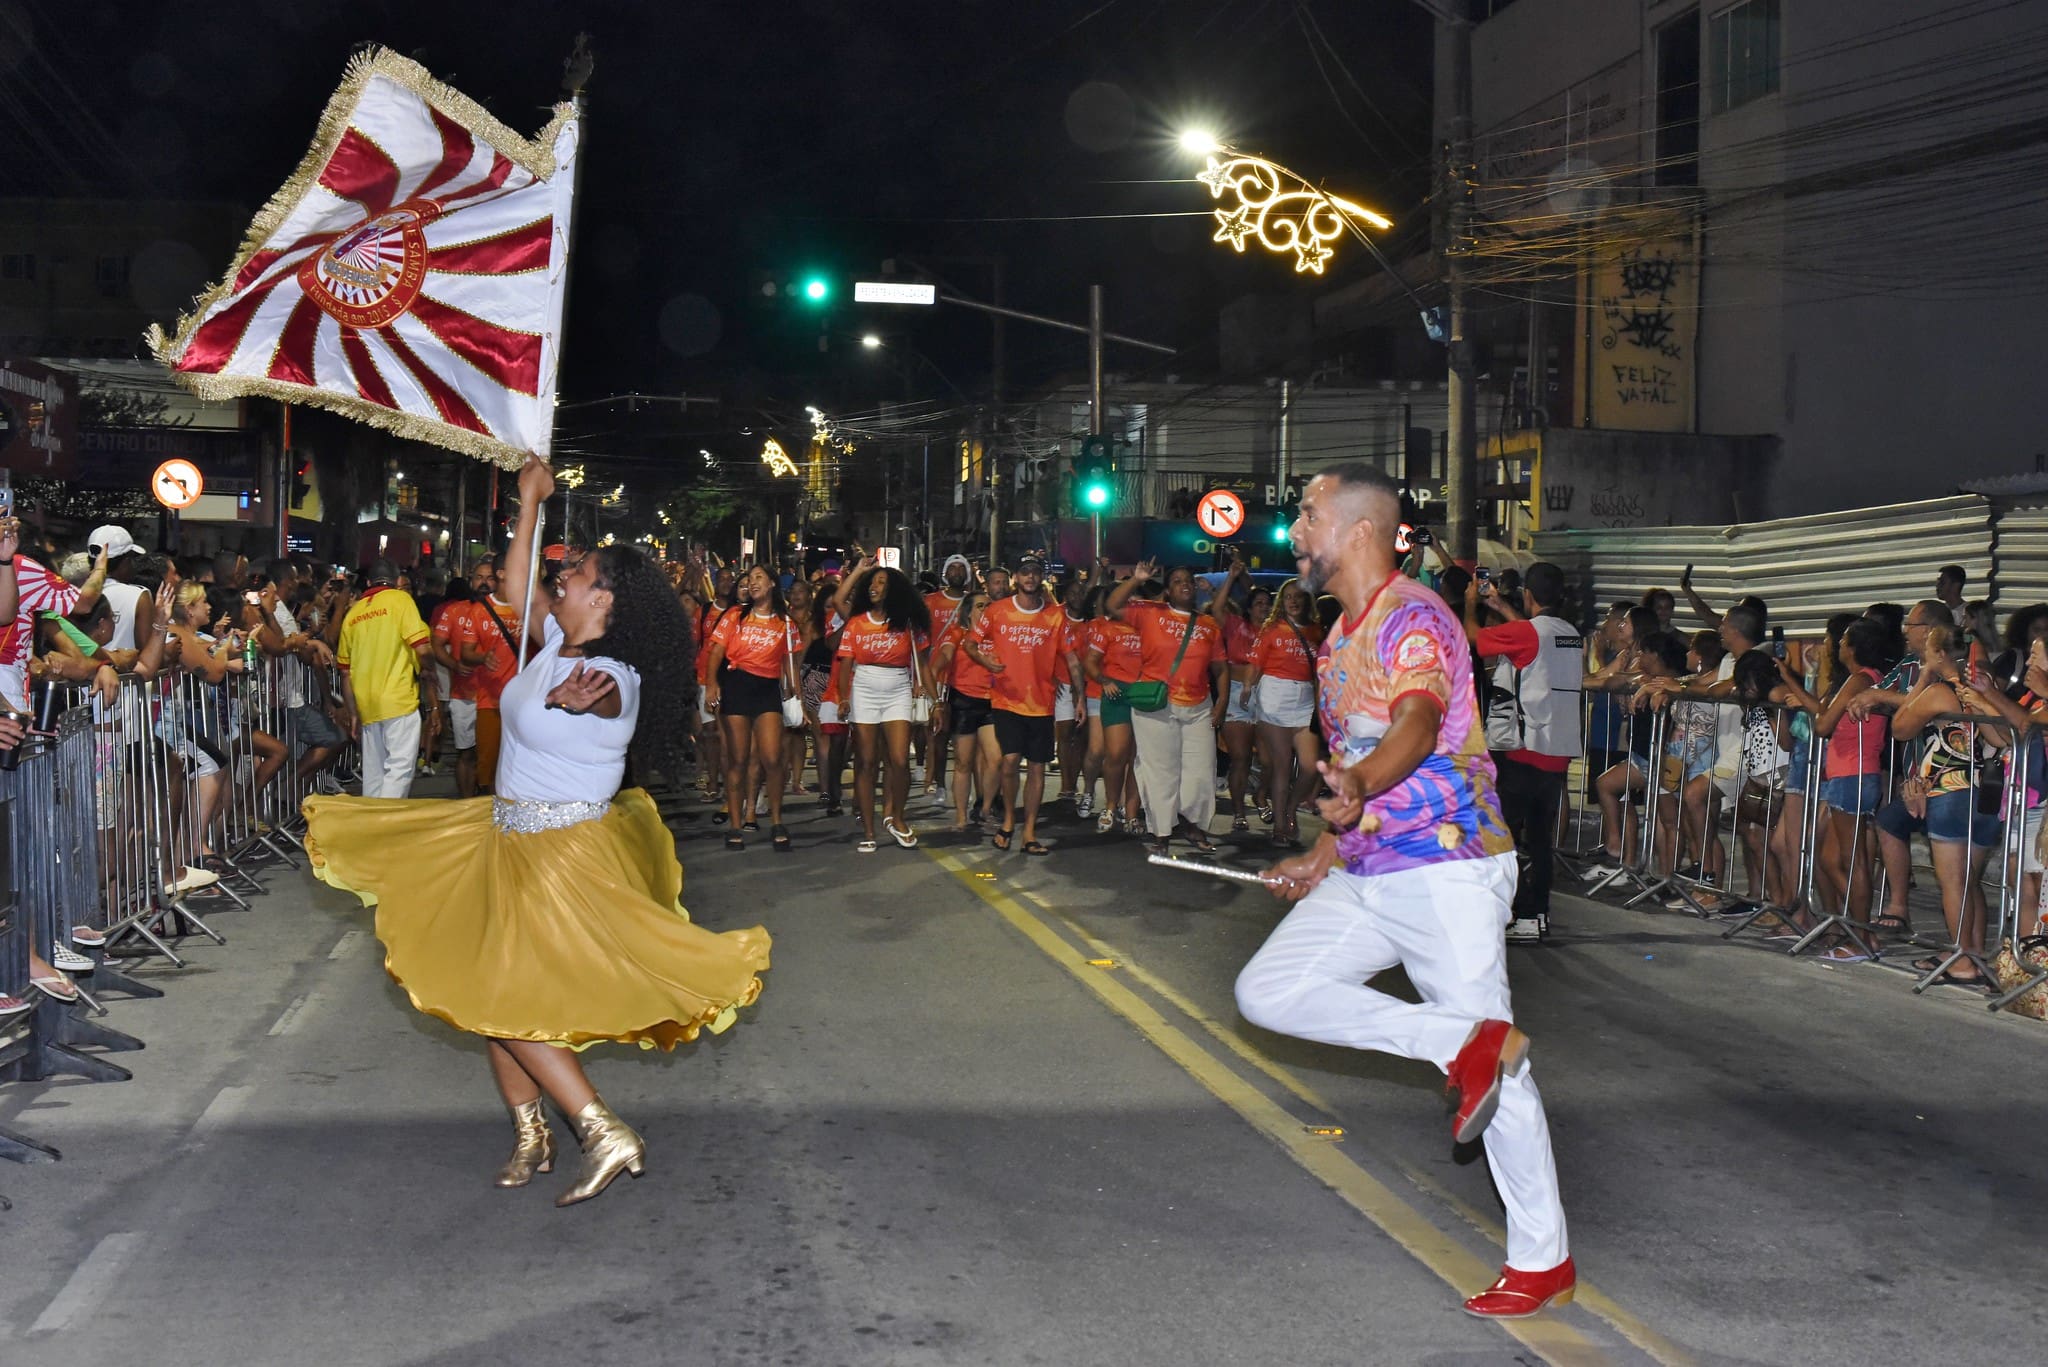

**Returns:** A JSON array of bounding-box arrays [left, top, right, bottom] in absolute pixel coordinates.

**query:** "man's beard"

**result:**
[[1296, 551, 1337, 595]]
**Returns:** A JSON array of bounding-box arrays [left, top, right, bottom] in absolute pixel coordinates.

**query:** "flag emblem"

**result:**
[[147, 47, 579, 467]]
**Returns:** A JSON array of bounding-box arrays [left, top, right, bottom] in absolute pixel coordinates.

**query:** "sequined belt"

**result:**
[[492, 797, 612, 834]]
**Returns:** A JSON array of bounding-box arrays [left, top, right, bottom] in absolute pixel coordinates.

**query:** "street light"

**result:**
[[861, 333, 882, 349], [1177, 131, 1393, 275]]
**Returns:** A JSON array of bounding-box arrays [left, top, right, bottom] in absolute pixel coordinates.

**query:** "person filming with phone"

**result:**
[[1465, 562, 1583, 944]]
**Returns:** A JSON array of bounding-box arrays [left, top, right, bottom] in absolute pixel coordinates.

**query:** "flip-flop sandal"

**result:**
[[712, 811, 729, 825], [1870, 914, 1913, 935], [992, 829, 1013, 851], [1231, 816, 1250, 832], [1818, 946, 1870, 963], [1933, 970, 1990, 991], [856, 839, 879, 854], [725, 834, 745, 851], [30, 974, 78, 1003], [886, 820, 918, 849], [1023, 841, 1051, 857], [771, 825, 791, 852], [1185, 834, 1218, 855]]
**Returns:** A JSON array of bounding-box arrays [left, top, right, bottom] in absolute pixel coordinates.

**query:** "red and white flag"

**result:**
[[148, 48, 578, 467]]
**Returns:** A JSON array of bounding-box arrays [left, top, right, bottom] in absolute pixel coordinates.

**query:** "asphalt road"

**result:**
[[3, 781, 2043, 1367]]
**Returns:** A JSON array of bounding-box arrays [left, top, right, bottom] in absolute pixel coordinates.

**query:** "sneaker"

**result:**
[[52, 945, 94, 974], [1580, 854, 1620, 880], [165, 865, 221, 895], [1505, 917, 1544, 945]]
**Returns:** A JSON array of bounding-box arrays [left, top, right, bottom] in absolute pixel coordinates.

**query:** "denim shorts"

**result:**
[[1785, 743, 1816, 796], [1878, 789, 2003, 847], [1820, 773, 1882, 814]]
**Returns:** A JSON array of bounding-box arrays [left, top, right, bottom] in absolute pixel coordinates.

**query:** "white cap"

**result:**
[[87, 525, 143, 559], [942, 554, 971, 572]]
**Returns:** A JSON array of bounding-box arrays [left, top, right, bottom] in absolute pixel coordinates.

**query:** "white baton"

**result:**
[[1146, 853, 1281, 885]]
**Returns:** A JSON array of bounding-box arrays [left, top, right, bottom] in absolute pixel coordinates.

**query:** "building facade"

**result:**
[[1457, 0, 2048, 517]]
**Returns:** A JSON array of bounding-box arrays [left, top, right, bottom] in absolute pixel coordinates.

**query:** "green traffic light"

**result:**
[[1082, 482, 1111, 510], [1272, 521, 1291, 543], [802, 276, 829, 302]]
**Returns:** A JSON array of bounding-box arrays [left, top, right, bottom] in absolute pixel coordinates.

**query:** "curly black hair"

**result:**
[[584, 544, 699, 784], [849, 566, 931, 634]]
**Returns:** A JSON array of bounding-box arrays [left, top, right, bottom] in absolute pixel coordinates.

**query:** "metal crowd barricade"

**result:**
[[1568, 673, 2048, 1016], [0, 706, 145, 1163]]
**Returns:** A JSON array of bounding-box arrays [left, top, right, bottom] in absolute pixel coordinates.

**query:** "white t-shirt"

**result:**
[[272, 602, 306, 708], [102, 578, 147, 651], [494, 615, 641, 804]]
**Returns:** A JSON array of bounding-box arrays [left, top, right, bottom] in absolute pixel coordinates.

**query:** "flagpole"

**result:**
[[516, 34, 594, 665]]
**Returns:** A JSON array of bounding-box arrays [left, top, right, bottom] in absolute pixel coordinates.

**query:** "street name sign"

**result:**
[[854, 281, 937, 305]]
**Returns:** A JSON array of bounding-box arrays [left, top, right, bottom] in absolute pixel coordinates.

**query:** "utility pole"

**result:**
[[1442, 0, 1479, 562], [1089, 283, 1104, 561]]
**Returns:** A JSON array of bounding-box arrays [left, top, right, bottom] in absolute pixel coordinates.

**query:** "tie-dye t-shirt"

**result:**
[[1316, 573, 1512, 877]]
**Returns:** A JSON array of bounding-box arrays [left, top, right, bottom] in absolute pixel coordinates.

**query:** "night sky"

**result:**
[[10, 0, 1433, 455]]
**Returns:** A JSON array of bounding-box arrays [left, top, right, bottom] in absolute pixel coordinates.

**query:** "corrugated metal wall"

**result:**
[[1531, 496, 1995, 634], [1991, 501, 2048, 612]]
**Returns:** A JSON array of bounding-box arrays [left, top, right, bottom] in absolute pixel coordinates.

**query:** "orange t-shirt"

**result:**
[[1222, 613, 1259, 666], [716, 609, 795, 679], [1252, 620, 1324, 682], [925, 590, 967, 637], [836, 612, 924, 669], [697, 605, 740, 683], [972, 598, 1068, 717], [1084, 619, 1142, 699], [1126, 600, 1222, 706], [942, 621, 994, 699]]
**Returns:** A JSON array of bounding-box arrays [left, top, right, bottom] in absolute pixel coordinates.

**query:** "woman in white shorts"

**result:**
[[1246, 580, 1325, 850], [1209, 558, 1269, 831], [832, 563, 932, 852]]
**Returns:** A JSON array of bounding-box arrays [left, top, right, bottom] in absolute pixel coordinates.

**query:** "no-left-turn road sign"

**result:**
[[1195, 488, 1246, 538]]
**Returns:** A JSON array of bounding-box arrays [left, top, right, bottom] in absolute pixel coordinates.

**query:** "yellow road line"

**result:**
[[930, 852, 1611, 1366], [1013, 888, 1697, 1367]]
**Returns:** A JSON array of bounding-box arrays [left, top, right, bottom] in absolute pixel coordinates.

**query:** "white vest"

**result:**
[[1485, 614, 1584, 758]]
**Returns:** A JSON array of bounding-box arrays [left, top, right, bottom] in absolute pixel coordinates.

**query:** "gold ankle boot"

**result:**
[[493, 1099, 557, 1188], [554, 1094, 644, 1207]]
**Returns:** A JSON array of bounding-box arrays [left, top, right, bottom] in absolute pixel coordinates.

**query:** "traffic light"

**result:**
[[752, 269, 836, 306], [1074, 436, 1113, 515]]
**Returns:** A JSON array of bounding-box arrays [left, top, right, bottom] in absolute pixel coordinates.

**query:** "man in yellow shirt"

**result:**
[[337, 558, 433, 798]]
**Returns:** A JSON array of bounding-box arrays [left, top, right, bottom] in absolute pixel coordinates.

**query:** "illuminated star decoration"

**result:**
[[1197, 154, 1392, 275]]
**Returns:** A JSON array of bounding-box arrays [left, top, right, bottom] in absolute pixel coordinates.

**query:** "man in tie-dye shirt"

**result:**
[[1232, 463, 1574, 1320]]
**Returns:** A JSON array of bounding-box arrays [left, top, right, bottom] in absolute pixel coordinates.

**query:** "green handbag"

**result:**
[[1126, 609, 1197, 712]]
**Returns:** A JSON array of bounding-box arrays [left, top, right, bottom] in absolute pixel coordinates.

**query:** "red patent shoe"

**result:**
[[1463, 1257, 1576, 1318], [1446, 1019, 1528, 1144]]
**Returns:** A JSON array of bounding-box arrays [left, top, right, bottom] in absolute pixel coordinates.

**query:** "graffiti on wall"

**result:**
[[1583, 231, 1699, 433]]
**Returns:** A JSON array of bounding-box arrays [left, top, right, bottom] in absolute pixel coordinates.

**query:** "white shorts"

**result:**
[[1225, 677, 1258, 725], [818, 700, 842, 726], [1055, 683, 1077, 724], [1086, 695, 1102, 719], [850, 665, 914, 725], [448, 697, 478, 750], [1255, 677, 1316, 730]]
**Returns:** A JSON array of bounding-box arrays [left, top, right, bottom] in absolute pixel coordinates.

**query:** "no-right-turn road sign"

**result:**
[[1195, 488, 1246, 538]]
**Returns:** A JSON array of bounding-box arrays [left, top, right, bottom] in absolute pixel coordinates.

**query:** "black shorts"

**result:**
[[950, 689, 992, 737], [720, 665, 783, 719], [991, 708, 1055, 764]]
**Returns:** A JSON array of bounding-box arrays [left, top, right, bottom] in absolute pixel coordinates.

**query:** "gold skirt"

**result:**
[[303, 789, 769, 1050]]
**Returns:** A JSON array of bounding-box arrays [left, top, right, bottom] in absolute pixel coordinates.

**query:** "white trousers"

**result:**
[[359, 711, 421, 800], [1234, 852, 1568, 1271], [1129, 700, 1216, 839]]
